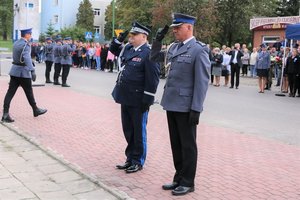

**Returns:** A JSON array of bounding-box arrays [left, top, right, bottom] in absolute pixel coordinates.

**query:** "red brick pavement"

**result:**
[[0, 77, 300, 200]]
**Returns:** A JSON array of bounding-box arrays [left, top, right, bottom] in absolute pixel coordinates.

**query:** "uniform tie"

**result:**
[[177, 42, 184, 50]]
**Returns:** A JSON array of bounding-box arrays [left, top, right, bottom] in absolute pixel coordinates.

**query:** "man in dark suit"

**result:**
[[110, 22, 160, 173], [1, 28, 47, 123], [229, 43, 244, 89], [150, 13, 210, 196]]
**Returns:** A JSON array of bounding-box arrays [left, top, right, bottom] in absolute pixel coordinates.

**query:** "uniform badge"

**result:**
[[180, 54, 191, 58], [132, 57, 142, 62]]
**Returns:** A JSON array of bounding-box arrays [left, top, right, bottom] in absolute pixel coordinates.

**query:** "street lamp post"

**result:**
[[112, 0, 115, 38]]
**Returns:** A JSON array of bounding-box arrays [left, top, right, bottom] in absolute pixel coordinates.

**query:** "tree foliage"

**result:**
[[0, 0, 13, 40], [76, 0, 94, 31], [45, 23, 55, 37], [102, 0, 300, 45], [59, 26, 86, 41], [276, 0, 300, 16]]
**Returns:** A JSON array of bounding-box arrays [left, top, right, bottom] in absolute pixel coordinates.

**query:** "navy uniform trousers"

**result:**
[[53, 63, 61, 82], [167, 111, 197, 187], [61, 64, 71, 84], [45, 61, 53, 81], [121, 105, 148, 166], [3, 76, 36, 113]]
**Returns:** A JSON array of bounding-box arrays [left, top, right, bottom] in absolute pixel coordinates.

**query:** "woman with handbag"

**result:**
[[212, 47, 223, 87]]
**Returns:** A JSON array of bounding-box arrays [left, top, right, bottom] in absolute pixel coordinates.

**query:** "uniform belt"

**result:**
[[12, 62, 26, 66]]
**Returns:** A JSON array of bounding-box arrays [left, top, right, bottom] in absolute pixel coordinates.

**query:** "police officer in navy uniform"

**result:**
[[53, 36, 63, 85], [150, 13, 210, 195], [1, 28, 47, 123], [110, 22, 160, 173], [61, 37, 75, 87], [44, 37, 54, 83]]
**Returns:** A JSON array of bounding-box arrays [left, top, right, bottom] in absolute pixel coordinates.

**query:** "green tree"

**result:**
[[151, 0, 218, 44], [104, 3, 113, 40], [39, 33, 46, 42], [76, 0, 94, 31], [45, 23, 55, 37], [104, 0, 155, 40], [0, 0, 13, 40], [59, 26, 86, 41], [276, 0, 300, 16], [215, 0, 278, 47]]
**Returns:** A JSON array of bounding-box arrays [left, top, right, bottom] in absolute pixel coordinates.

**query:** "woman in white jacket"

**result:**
[[249, 47, 258, 77], [222, 47, 232, 86]]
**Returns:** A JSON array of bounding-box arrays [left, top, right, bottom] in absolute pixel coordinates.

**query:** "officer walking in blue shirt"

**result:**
[[1, 28, 47, 123], [110, 22, 160, 173]]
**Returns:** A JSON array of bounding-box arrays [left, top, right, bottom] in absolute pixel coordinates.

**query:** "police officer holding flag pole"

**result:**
[[1, 28, 47, 123], [110, 22, 160, 173], [150, 13, 210, 196]]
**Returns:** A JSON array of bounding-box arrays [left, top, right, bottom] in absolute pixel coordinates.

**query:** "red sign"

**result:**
[[253, 23, 288, 31]]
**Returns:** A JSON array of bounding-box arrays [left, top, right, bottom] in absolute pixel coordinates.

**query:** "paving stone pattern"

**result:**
[[0, 77, 299, 200]]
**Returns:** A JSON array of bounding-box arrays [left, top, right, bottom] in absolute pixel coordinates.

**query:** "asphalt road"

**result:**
[[0, 56, 299, 146]]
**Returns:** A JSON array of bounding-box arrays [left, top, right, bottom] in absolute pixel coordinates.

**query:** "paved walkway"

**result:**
[[0, 125, 118, 200], [0, 75, 299, 200]]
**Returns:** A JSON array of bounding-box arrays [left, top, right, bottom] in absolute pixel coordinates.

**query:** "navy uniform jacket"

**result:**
[[110, 41, 160, 107], [9, 38, 35, 79], [61, 44, 75, 65], [150, 38, 210, 113], [53, 43, 62, 64], [44, 43, 54, 62]]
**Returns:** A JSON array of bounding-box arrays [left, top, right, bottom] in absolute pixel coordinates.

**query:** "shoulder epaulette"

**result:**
[[196, 41, 206, 47]]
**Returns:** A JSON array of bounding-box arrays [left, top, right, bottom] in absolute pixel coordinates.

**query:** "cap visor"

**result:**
[[170, 23, 183, 27]]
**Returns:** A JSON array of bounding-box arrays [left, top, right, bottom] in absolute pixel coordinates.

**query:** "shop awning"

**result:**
[[286, 23, 300, 40]]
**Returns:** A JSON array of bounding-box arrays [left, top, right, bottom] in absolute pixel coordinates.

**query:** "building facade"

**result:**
[[13, 0, 40, 41], [250, 16, 300, 48], [41, 0, 111, 38]]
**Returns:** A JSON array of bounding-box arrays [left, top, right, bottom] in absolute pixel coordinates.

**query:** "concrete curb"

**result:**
[[1, 122, 135, 200]]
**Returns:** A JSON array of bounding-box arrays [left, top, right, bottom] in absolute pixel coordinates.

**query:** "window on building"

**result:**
[[94, 9, 100, 16], [25, 3, 34, 8], [94, 26, 100, 33], [263, 36, 280, 44], [53, 15, 59, 24], [53, 0, 59, 6]]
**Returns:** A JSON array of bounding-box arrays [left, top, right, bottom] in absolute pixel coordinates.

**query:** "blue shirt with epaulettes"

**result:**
[[9, 38, 35, 79]]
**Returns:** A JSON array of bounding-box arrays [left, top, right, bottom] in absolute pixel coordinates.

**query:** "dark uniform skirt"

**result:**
[[257, 69, 268, 77]]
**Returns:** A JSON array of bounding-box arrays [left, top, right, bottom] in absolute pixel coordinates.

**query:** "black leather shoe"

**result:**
[[116, 162, 131, 170], [229, 86, 233, 89], [53, 82, 61, 85], [172, 186, 194, 196], [62, 83, 70, 87], [125, 164, 142, 173], [46, 80, 53, 83], [162, 182, 179, 190], [33, 108, 47, 117], [1, 113, 14, 123]]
